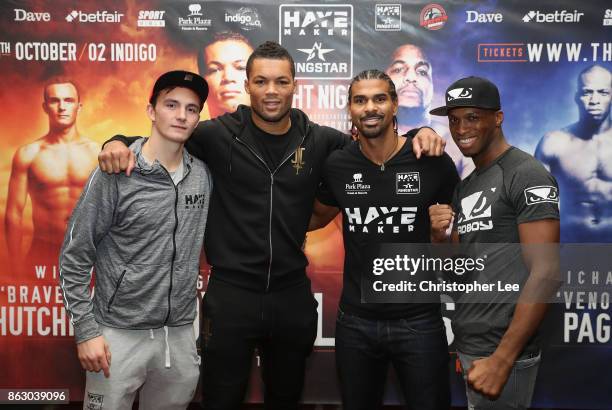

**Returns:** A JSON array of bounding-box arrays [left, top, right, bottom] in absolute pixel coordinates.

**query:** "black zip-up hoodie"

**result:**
[[113, 106, 348, 292]]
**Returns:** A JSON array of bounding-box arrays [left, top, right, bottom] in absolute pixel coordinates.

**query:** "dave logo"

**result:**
[[185, 193, 206, 209], [524, 186, 558, 205]]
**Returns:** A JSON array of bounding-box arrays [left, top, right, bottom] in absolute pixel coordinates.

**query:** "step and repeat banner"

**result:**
[[0, 0, 610, 407]]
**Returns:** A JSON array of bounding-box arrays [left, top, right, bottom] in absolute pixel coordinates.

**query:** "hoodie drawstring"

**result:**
[[164, 326, 171, 368], [148, 327, 171, 368]]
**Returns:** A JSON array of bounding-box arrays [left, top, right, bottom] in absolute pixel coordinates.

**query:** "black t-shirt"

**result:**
[[318, 137, 460, 319], [247, 111, 301, 171], [451, 146, 560, 356]]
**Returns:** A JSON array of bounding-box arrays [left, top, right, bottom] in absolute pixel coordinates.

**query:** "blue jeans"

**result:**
[[335, 308, 450, 410], [458, 351, 541, 410]]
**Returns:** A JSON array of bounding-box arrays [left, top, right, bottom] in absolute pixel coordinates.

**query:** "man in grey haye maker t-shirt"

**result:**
[[428, 76, 560, 410]]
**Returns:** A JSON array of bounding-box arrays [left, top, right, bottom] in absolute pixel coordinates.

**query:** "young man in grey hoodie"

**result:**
[[59, 71, 212, 410]]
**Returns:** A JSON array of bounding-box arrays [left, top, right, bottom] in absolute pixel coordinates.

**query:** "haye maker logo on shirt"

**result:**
[[185, 193, 206, 209], [344, 206, 417, 234]]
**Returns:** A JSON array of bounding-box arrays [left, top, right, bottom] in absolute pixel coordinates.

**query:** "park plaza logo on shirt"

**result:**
[[345, 172, 371, 195], [344, 206, 417, 234], [524, 185, 558, 205], [457, 188, 496, 234]]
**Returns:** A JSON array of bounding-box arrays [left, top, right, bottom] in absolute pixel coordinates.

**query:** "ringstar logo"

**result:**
[[345, 206, 418, 234], [396, 172, 420, 194], [179, 4, 211, 31], [65, 10, 124, 23], [522, 10, 583, 23], [447, 87, 473, 101], [279, 4, 353, 79], [420, 3, 448, 30], [524, 186, 559, 205], [225, 7, 261, 31], [297, 42, 334, 61], [457, 188, 498, 234], [137, 10, 165, 27], [375, 4, 401, 31]]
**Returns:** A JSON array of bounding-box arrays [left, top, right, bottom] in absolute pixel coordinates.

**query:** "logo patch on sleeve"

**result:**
[[524, 186, 559, 205]]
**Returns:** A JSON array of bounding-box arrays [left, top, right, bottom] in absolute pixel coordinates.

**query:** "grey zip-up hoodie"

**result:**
[[59, 138, 212, 344]]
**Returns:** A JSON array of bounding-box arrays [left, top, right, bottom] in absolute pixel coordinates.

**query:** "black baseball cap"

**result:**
[[430, 76, 501, 116], [150, 70, 209, 110]]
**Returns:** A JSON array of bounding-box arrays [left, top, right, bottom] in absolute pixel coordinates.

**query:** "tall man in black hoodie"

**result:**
[[98, 42, 445, 409]]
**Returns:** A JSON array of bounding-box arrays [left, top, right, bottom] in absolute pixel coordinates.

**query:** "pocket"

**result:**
[[107, 269, 127, 312], [515, 351, 541, 370], [399, 316, 445, 335]]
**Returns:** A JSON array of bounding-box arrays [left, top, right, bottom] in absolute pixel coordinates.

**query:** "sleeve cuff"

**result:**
[[73, 316, 102, 344]]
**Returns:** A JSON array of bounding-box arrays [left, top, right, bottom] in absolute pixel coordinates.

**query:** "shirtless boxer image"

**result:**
[[535, 65, 612, 242], [4, 78, 99, 274]]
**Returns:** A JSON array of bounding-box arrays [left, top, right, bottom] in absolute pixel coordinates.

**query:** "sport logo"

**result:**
[[420, 3, 448, 30], [375, 4, 401, 31], [279, 4, 353, 79], [86, 393, 104, 410], [396, 172, 420, 194], [447, 87, 473, 101], [224, 7, 261, 31], [524, 186, 559, 205], [345, 206, 418, 233], [604, 9, 612, 26], [137, 10, 165, 27]]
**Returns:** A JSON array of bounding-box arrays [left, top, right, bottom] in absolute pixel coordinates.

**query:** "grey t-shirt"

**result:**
[[451, 147, 559, 356]]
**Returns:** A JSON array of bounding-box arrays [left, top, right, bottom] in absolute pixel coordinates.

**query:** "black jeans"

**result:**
[[335, 308, 450, 410], [200, 278, 318, 410]]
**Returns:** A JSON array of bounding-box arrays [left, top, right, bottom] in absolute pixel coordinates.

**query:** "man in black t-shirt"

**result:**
[[429, 76, 560, 410], [310, 70, 459, 410]]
